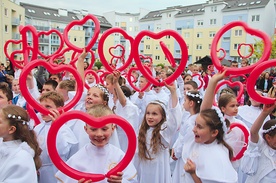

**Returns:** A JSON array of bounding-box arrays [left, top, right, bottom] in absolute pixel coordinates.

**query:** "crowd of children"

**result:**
[[0, 53, 275, 183]]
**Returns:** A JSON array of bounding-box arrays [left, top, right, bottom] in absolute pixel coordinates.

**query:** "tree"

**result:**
[[252, 36, 276, 59]]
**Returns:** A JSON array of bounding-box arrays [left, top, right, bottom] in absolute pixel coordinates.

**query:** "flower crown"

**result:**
[[212, 107, 228, 134], [93, 84, 109, 98], [262, 124, 276, 134], [186, 91, 203, 103], [7, 114, 30, 127]]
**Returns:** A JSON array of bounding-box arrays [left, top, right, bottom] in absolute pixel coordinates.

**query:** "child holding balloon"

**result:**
[[55, 104, 138, 183], [240, 102, 276, 183]]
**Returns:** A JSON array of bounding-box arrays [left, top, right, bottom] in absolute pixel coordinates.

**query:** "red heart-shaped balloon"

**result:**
[[98, 27, 134, 72], [237, 43, 254, 59], [139, 55, 153, 67], [47, 111, 136, 181], [230, 123, 249, 161], [26, 103, 40, 126], [49, 48, 77, 66], [108, 44, 125, 59], [63, 14, 100, 53], [247, 59, 276, 104], [4, 39, 25, 68], [127, 67, 151, 92], [211, 21, 271, 75], [99, 71, 112, 85], [229, 74, 247, 84], [70, 50, 95, 70], [160, 41, 176, 67], [84, 70, 100, 89], [192, 74, 204, 89], [133, 30, 188, 86], [213, 80, 244, 106], [20, 59, 83, 115], [37, 29, 64, 59]]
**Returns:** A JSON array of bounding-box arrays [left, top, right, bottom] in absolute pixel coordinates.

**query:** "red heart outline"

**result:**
[[237, 43, 253, 59], [247, 59, 276, 104], [84, 70, 100, 89], [159, 41, 176, 67], [37, 29, 64, 59], [70, 50, 95, 70], [20, 60, 83, 115], [98, 27, 134, 72], [49, 48, 77, 66], [214, 80, 244, 106], [133, 30, 188, 86], [192, 74, 204, 89], [230, 123, 249, 161], [211, 21, 271, 75], [139, 55, 153, 67], [229, 74, 247, 84], [4, 39, 25, 68], [26, 103, 40, 126], [63, 14, 100, 53], [47, 111, 136, 181], [127, 67, 151, 92], [99, 71, 112, 85], [108, 44, 125, 59], [217, 48, 226, 61]]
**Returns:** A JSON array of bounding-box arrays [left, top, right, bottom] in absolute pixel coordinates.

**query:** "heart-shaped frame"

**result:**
[[247, 59, 276, 104], [211, 21, 271, 75], [192, 74, 204, 89], [98, 27, 134, 72], [47, 111, 136, 181], [84, 70, 100, 89], [108, 44, 125, 59], [133, 29, 188, 86], [237, 43, 253, 59], [127, 67, 151, 92], [160, 41, 176, 68], [63, 14, 100, 53], [230, 123, 249, 161], [20, 59, 83, 115]]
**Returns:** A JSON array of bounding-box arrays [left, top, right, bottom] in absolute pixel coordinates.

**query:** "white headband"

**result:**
[[262, 124, 276, 134], [212, 107, 228, 134]]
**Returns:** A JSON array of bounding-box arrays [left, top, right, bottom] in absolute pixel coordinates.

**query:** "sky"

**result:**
[[18, 0, 207, 15]]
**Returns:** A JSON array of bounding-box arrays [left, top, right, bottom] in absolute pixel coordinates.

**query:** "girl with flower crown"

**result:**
[[240, 102, 276, 183], [135, 82, 181, 183], [181, 71, 237, 183], [0, 105, 41, 182]]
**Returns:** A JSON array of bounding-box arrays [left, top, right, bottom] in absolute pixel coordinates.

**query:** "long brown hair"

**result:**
[[2, 105, 42, 170], [138, 101, 167, 160]]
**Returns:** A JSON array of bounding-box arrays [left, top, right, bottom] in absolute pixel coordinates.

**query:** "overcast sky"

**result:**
[[18, 0, 207, 15]]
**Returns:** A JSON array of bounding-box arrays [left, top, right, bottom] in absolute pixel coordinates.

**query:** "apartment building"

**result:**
[[0, 0, 25, 63]]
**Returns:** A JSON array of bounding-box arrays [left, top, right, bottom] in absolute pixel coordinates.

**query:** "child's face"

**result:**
[[41, 84, 55, 94], [221, 98, 239, 116], [153, 86, 161, 93], [139, 77, 148, 89], [192, 66, 199, 75], [12, 80, 20, 94], [105, 78, 114, 94], [145, 104, 163, 127], [184, 84, 196, 94], [193, 114, 217, 144], [85, 123, 114, 147], [40, 99, 58, 122], [183, 96, 192, 111], [0, 111, 14, 141], [56, 87, 69, 101], [50, 75, 61, 83], [184, 75, 192, 83], [85, 74, 95, 84], [266, 134, 276, 150], [85, 87, 105, 109], [0, 91, 10, 109]]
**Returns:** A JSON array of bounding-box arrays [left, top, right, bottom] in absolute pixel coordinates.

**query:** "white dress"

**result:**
[[241, 138, 276, 183], [34, 120, 78, 183], [135, 102, 182, 183], [55, 143, 138, 183], [181, 139, 238, 183], [172, 113, 198, 183], [0, 140, 38, 183]]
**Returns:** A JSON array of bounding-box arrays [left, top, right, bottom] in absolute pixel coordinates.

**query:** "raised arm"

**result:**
[[200, 70, 226, 112], [250, 102, 276, 143], [76, 48, 88, 84], [165, 81, 178, 108], [113, 71, 126, 107]]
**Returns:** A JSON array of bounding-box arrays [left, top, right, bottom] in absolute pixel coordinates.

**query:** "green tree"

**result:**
[[94, 60, 103, 69], [252, 37, 276, 59]]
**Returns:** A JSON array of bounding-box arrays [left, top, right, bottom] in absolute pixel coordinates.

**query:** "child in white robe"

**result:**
[[181, 71, 238, 183], [241, 102, 276, 183], [0, 105, 41, 183], [135, 82, 181, 183], [55, 104, 138, 183], [34, 92, 78, 183]]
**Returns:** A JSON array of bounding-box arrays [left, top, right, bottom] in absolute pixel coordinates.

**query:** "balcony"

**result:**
[[53, 27, 64, 32], [34, 25, 50, 31], [51, 40, 60, 45], [39, 38, 49, 44], [11, 18, 20, 26], [85, 32, 91, 37]]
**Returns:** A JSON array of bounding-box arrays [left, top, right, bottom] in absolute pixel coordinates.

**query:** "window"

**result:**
[[129, 27, 132, 31], [167, 13, 171, 17], [197, 20, 203, 26], [233, 43, 240, 49], [156, 24, 161, 30], [155, 55, 160, 60], [115, 22, 119, 26], [211, 6, 217, 12], [74, 37, 77, 42], [146, 36, 150, 40], [184, 32, 190, 38], [196, 44, 202, 50], [252, 15, 260, 22], [134, 26, 138, 31], [166, 23, 171, 29], [5, 25, 8, 32], [209, 31, 216, 38], [196, 32, 202, 38], [19, 15, 22, 21], [146, 45, 150, 49], [210, 19, 217, 25], [196, 56, 202, 61], [4, 8, 8, 16], [176, 50, 181, 53], [129, 17, 133, 22], [155, 45, 159, 50], [234, 30, 242, 36], [166, 35, 171, 39], [135, 17, 139, 21], [147, 25, 151, 30], [176, 27, 181, 34]]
